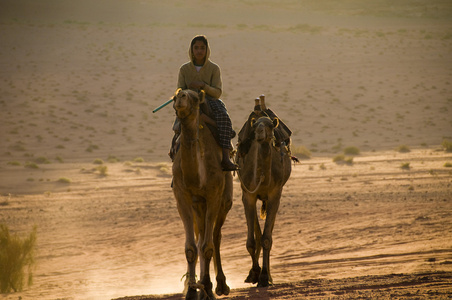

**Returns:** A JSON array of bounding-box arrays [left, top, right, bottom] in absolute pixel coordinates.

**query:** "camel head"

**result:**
[[173, 88, 205, 119], [250, 116, 279, 143]]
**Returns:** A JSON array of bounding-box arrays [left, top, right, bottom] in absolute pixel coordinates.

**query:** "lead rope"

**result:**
[[236, 158, 265, 194]]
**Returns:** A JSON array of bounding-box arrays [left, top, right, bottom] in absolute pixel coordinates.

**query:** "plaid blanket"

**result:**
[[206, 97, 236, 149]]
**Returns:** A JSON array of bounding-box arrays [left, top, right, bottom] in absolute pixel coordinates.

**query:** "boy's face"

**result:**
[[192, 40, 207, 63]]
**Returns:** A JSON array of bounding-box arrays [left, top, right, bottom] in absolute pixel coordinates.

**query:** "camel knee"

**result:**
[[246, 239, 256, 253], [202, 244, 214, 261], [185, 246, 197, 263], [262, 236, 272, 250]]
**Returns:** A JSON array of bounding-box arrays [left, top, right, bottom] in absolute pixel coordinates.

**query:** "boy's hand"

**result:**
[[189, 81, 205, 90]]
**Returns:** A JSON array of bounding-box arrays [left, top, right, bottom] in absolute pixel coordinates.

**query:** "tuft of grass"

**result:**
[[7, 161, 21, 166], [396, 145, 411, 153], [442, 139, 452, 152], [333, 155, 353, 165], [9, 143, 26, 152], [400, 162, 411, 170], [343, 146, 360, 155], [292, 145, 311, 159], [57, 177, 71, 184], [333, 154, 345, 163], [133, 157, 144, 163], [85, 144, 99, 152], [319, 163, 326, 170], [24, 162, 39, 169], [96, 165, 108, 176], [344, 157, 354, 165], [444, 162, 452, 168], [34, 156, 50, 164], [93, 158, 104, 165], [107, 155, 119, 163], [0, 224, 37, 293]]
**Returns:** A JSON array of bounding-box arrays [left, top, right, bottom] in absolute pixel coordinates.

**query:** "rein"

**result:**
[[235, 154, 265, 194]]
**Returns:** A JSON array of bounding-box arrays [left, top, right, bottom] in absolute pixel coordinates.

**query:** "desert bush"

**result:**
[[333, 155, 353, 165], [400, 162, 411, 170], [85, 144, 99, 152], [9, 143, 26, 152], [343, 146, 360, 155], [7, 161, 21, 166], [34, 156, 50, 164], [396, 145, 411, 153], [442, 139, 452, 152], [93, 158, 104, 165], [107, 155, 119, 163], [133, 157, 144, 163], [57, 177, 71, 184], [292, 145, 311, 159], [0, 224, 37, 293], [24, 162, 38, 169], [444, 162, 452, 168], [333, 154, 345, 162], [97, 165, 108, 176]]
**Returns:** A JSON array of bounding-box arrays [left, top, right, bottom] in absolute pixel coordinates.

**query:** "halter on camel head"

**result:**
[[173, 88, 205, 120]]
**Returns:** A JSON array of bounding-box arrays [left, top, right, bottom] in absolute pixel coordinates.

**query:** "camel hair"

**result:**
[[171, 88, 233, 299], [236, 98, 292, 287]]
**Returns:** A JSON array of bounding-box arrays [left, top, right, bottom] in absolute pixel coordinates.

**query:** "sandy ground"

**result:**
[[1, 0, 452, 299]]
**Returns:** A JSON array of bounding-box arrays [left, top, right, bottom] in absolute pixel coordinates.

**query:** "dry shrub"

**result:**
[[397, 145, 411, 153], [442, 139, 452, 152], [343, 146, 360, 155], [0, 224, 37, 293]]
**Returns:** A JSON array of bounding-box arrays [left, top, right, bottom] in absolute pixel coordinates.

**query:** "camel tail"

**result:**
[[260, 200, 267, 220]]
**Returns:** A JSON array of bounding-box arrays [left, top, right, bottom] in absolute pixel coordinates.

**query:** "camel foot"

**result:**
[[185, 287, 197, 300], [257, 270, 272, 287], [198, 289, 216, 300], [215, 278, 230, 296], [199, 277, 215, 300], [245, 266, 261, 284]]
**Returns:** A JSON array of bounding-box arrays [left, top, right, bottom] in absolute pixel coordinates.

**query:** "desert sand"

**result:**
[[1, 0, 452, 299]]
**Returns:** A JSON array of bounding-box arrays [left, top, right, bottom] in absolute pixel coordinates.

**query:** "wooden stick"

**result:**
[[260, 94, 267, 110]]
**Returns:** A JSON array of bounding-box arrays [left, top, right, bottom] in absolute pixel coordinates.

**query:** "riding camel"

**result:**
[[171, 88, 232, 299], [236, 95, 294, 287]]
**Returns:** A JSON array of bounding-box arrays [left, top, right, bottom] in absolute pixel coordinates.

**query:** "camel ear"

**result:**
[[273, 117, 280, 128], [250, 117, 256, 127], [199, 90, 205, 104]]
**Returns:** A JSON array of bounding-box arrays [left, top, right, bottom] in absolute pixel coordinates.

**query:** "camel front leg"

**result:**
[[242, 193, 261, 284], [175, 195, 198, 299], [258, 192, 281, 287], [199, 198, 221, 299]]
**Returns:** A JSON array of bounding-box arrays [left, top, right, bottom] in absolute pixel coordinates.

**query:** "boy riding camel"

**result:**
[[170, 35, 238, 171]]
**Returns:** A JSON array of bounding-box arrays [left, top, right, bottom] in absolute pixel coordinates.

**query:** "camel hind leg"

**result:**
[[213, 174, 232, 296]]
